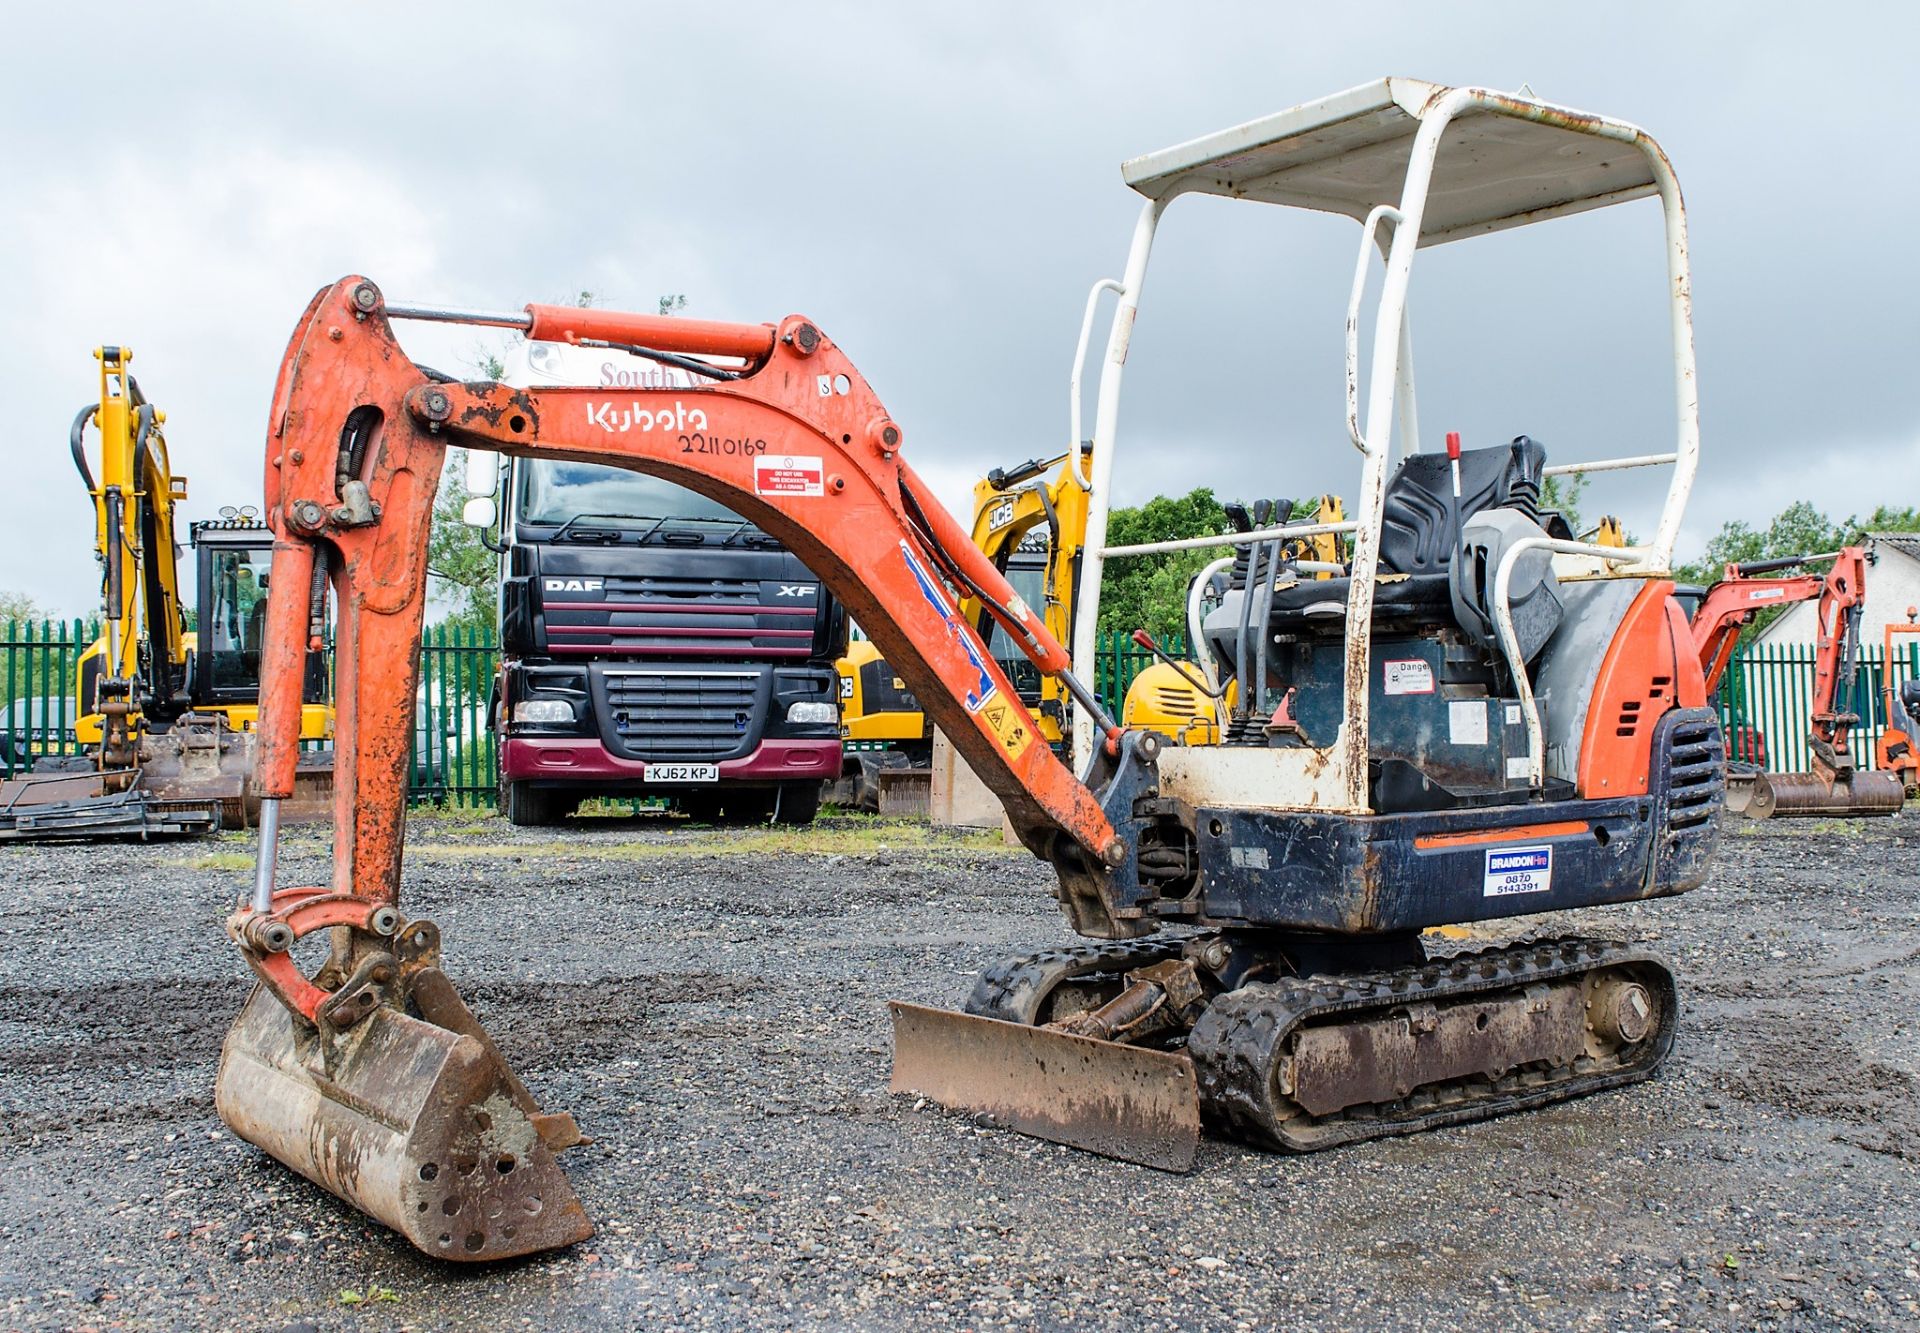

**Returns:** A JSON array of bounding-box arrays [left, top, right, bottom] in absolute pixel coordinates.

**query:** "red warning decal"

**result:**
[[754, 455, 825, 497]]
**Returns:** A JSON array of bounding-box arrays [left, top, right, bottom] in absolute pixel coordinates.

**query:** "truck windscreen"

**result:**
[[516, 459, 740, 526]]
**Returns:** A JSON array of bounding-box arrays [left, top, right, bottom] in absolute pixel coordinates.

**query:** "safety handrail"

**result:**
[[1345, 205, 1404, 455], [1068, 279, 1125, 490], [1491, 536, 1650, 787], [1541, 453, 1678, 476]]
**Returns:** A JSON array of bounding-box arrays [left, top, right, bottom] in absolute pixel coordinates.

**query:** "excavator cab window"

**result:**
[[202, 546, 273, 695]]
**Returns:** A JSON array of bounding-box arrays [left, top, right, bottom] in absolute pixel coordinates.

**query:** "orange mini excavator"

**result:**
[[1689, 547, 1904, 818], [220, 81, 1729, 1262]]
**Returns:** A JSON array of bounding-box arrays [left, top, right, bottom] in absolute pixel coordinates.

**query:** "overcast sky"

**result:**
[[4, 2, 1915, 616]]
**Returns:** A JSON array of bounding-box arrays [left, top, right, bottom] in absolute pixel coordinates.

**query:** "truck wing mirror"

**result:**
[[462, 495, 498, 529], [463, 447, 498, 498]]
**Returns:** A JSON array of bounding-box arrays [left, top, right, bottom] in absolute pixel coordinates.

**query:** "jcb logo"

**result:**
[[839, 675, 855, 699], [776, 584, 816, 598], [543, 579, 604, 593]]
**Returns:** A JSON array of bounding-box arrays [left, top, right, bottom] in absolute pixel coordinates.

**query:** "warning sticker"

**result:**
[[754, 455, 824, 497], [1383, 659, 1434, 695], [1483, 845, 1553, 897], [979, 696, 1034, 760]]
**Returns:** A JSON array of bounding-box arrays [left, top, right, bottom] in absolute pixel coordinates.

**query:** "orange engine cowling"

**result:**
[[1577, 582, 1707, 799]]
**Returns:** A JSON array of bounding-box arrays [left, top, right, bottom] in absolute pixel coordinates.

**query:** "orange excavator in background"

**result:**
[[219, 82, 1731, 1263], [1688, 547, 1904, 818], [1877, 608, 1920, 794]]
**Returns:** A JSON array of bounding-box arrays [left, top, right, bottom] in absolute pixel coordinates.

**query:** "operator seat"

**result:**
[[1264, 435, 1553, 629]]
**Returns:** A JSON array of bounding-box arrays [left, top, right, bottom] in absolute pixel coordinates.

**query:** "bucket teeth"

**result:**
[[216, 983, 593, 1261]]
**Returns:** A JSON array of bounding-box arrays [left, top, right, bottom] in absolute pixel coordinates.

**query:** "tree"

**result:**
[[1541, 472, 1588, 537], [0, 590, 42, 624], [1673, 500, 1851, 586], [1095, 489, 1232, 640], [1673, 499, 1920, 648]]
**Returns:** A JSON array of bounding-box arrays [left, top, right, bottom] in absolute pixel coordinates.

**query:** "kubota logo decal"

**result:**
[[899, 540, 995, 712], [585, 400, 710, 433]]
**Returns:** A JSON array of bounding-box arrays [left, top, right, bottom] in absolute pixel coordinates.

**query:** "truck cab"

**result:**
[[476, 341, 846, 825]]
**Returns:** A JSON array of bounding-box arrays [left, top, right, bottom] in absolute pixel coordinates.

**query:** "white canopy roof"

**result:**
[[1120, 78, 1661, 245]]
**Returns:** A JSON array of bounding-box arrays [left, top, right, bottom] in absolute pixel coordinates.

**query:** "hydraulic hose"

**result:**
[[69, 404, 98, 491]]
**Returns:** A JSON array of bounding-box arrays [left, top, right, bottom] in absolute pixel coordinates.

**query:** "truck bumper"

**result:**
[[500, 736, 841, 785]]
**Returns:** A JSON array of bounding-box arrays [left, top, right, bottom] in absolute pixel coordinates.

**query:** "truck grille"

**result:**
[[544, 575, 816, 659], [598, 670, 764, 762]]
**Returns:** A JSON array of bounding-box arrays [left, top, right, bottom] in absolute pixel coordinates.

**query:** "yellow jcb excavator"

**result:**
[[834, 444, 1093, 805], [0, 349, 330, 839]]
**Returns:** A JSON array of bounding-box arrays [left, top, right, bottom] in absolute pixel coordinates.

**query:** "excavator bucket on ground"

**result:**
[[215, 897, 591, 1261], [1740, 768, 1905, 819]]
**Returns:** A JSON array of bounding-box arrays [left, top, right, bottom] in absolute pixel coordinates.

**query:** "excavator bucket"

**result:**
[[888, 1002, 1202, 1172], [216, 907, 592, 1262], [1748, 769, 1905, 819]]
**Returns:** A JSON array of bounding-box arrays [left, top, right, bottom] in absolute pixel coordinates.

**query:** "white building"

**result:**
[[1752, 533, 1920, 649]]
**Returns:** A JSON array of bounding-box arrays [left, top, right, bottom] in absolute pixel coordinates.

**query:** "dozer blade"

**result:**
[[216, 985, 593, 1261], [1754, 769, 1905, 819], [888, 1002, 1201, 1172]]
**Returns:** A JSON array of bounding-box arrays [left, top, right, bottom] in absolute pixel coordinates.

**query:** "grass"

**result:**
[[407, 817, 1017, 862], [179, 850, 253, 871]]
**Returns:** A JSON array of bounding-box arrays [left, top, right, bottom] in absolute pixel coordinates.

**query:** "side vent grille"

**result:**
[[1661, 713, 1724, 832], [1154, 685, 1201, 719]]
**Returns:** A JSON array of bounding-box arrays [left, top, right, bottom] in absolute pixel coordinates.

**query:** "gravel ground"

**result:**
[[1, 810, 1917, 1331]]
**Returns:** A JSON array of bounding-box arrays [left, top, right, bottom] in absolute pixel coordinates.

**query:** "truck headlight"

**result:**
[[513, 699, 574, 724], [786, 701, 837, 725]]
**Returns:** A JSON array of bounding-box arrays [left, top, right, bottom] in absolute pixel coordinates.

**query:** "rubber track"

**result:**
[[963, 937, 1190, 1026], [1188, 935, 1677, 1152]]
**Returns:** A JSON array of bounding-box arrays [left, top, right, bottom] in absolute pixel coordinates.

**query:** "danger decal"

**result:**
[[1383, 659, 1434, 695]]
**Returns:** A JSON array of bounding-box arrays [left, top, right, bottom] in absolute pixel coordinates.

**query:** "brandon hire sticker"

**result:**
[[1483, 845, 1553, 897]]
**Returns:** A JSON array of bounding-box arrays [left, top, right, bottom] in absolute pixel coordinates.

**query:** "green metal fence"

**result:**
[[1712, 643, 1918, 771], [0, 618, 96, 776], [413, 623, 498, 808], [6, 619, 1917, 808], [1094, 630, 1187, 714]]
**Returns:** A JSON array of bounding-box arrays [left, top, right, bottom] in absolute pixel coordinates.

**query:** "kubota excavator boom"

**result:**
[[221, 277, 1141, 1260]]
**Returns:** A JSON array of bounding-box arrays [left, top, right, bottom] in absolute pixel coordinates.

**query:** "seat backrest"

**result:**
[[1378, 436, 1546, 576]]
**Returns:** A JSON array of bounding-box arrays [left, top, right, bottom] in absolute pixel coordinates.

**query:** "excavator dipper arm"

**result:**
[[218, 278, 1170, 1262]]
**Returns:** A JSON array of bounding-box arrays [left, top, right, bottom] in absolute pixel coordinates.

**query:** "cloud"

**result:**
[[0, 144, 447, 612], [2, 3, 1915, 620]]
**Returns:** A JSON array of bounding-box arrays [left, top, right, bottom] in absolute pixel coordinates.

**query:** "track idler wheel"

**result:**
[[216, 891, 592, 1261]]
